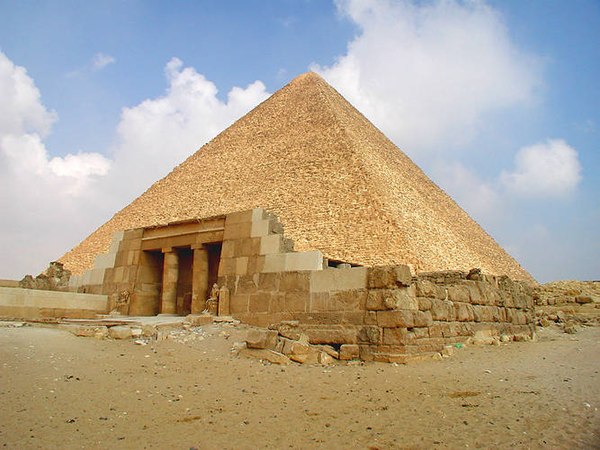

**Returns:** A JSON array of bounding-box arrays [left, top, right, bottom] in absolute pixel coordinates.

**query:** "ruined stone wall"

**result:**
[[222, 264, 535, 361]]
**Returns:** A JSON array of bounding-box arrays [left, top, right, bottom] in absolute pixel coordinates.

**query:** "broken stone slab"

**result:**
[[60, 324, 108, 339], [185, 314, 214, 326], [108, 325, 133, 340], [575, 296, 593, 304], [339, 344, 360, 361], [239, 348, 290, 365], [246, 329, 278, 350]]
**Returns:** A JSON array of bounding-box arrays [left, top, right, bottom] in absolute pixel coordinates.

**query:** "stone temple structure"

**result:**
[[51, 72, 535, 361]]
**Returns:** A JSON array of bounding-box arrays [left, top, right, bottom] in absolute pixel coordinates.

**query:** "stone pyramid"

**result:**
[[59, 72, 532, 281]]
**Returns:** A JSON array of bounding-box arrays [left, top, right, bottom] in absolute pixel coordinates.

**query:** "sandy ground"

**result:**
[[0, 322, 598, 450]]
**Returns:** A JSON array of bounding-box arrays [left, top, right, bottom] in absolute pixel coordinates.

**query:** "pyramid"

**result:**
[[59, 72, 533, 281]]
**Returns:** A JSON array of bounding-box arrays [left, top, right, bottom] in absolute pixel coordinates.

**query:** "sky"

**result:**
[[0, 0, 598, 283]]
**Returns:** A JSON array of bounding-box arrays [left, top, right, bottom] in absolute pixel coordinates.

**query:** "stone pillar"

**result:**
[[218, 286, 230, 316], [191, 245, 209, 314], [160, 248, 178, 314]]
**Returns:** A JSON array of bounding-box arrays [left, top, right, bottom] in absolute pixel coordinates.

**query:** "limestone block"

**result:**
[[237, 238, 261, 257], [412, 310, 433, 327], [221, 240, 235, 258], [367, 266, 411, 289], [218, 258, 236, 277], [430, 300, 453, 321], [94, 252, 117, 270], [318, 352, 335, 365], [259, 234, 283, 255], [225, 208, 265, 225], [81, 270, 92, 286], [283, 292, 309, 312], [246, 256, 265, 274], [246, 329, 279, 349], [235, 257, 249, 276], [357, 326, 382, 344], [250, 219, 271, 238], [285, 251, 323, 272], [364, 311, 377, 325], [414, 280, 440, 298], [185, 314, 213, 326], [108, 230, 125, 252], [309, 292, 329, 311], [328, 289, 367, 312], [303, 326, 358, 344], [258, 273, 280, 291], [376, 310, 413, 328], [447, 285, 470, 303], [262, 254, 286, 273], [239, 348, 290, 365], [235, 276, 258, 295], [223, 222, 253, 240], [279, 272, 310, 292], [230, 294, 249, 314], [249, 293, 270, 313], [382, 327, 414, 345], [309, 267, 367, 293], [417, 297, 432, 311], [454, 303, 473, 322], [108, 326, 132, 340], [339, 344, 360, 360]]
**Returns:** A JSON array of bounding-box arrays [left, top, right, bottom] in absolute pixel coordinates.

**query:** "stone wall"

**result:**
[[0, 287, 108, 319], [218, 210, 536, 361]]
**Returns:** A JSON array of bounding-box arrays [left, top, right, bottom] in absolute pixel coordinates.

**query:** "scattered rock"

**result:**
[[239, 348, 290, 365], [245, 329, 278, 350], [108, 326, 132, 340]]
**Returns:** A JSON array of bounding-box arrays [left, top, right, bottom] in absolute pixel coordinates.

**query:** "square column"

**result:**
[[191, 245, 209, 314], [160, 248, 178, 314]]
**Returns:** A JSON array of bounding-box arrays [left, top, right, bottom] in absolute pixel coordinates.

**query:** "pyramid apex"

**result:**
[[290, 71, 325, 85]]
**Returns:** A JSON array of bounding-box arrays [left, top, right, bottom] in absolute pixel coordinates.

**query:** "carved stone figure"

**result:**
[[205, 283, 220, 315]]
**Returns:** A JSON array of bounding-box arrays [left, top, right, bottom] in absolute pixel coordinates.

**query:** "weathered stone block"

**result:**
[[235, 257, 249, 276], [309, 292, 330, 311], [303, 325, 358, 344], [246, 329, 278, 349], [108, 326, 132, 340], [447, 285, 470, 303], [284, 292, 309, 312], [339, 344, 360, 360], [367, 265, 412, 289], [279, 272, 310, 292], [430, 299, 454, 321], [412, 310, 433, 327], [382, 327, 414, 345], [249, 293, 270, 313], [259, 234, 283, 255], [329, 289, 367, 311], [377, 310, 413, 328], [309, 267, 367, 293], [239, 348, 290, 365], [223, 222, 253, 240], [417, 297, 432, 311], [414, 280, 440, 298], [357, 326, 382, 344], [230, 294, 249, 314], [221, 240, 235, 258], [262, 253, 287, 273], [250, 219, 271, 238], [286, 251, 323, 272]]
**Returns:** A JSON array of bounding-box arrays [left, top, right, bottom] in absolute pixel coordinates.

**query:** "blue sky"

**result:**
[[0, 0, 598, 282]]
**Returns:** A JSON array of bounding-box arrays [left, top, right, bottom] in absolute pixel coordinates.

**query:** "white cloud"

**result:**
[[106, 57, 270, 203], [314, 0, 539, 154], [0, 53, 269, 279], [500, 139, 582, 198], [91, 52, 116, 71]]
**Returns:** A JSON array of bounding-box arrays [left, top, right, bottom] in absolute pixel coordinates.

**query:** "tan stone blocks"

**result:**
[[285, 251, 323, 271], [303, 325, 358, 345], [413, 310, 433, 327], [235, 257, 249, 276], [218, 257, 235, 277], [382, 327, 415, 345], [262, 254, 286, 273], [417, 297, 432, 311], [237, 238, 261, 257], [283, 291, 309, 312], [246, 256, 265, 274], [223, 222, 253, 240], [258, 272, 279, 291], [259, 234, 283, 255], [279, 272, 310, 292], [250, 219, 271, 238], [339, 344, 360, 360], [447, 285, 470, 302], [221, 240, 235, 258], [357, 325, 382, 344], [230, 294, 249, 314], [328, 289, 367, 311], [225, 208, 265, 225], [309, 292, 330, 311], [235, 276, 258, 295], [249, 293, 270, 313], [309, 267, 367, 293], [367, 265, 412, 289], [377, 310, 413, 327], [366, 287, 418, 311], [414, 279, 446, 299]]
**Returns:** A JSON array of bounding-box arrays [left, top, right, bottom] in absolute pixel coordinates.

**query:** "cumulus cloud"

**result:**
[[0, 52, 269, 278], [91, 52, 116, 71], [500, 139, 582, 198], [314, 0, 539, 153], [105, 57, 270, 203]]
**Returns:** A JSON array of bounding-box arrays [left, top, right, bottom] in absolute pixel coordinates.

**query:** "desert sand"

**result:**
[[1, 322, 598, 449]]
